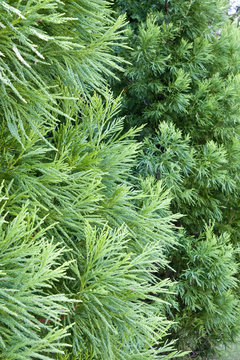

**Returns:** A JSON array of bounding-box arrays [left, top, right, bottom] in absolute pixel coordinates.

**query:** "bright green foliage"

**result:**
[[0, 189, 71, 360], [0, 0, 126, 140], [0, 94, 176, 254], [113, 0, 240, 357], [0, 91, 183, 359], [0, 1, 184, 359], [64, 223, 175, 359]]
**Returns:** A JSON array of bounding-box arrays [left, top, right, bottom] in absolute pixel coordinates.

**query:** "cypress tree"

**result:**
[[113, 0, 240, 357], [0, 1, 184, 359]]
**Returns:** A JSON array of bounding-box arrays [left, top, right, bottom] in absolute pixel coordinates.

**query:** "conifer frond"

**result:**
[[61, 223, 181, 359], [0, 197, 71, 360], [174, 224, 240, 355], [0, 0, 127, 139], [1, 91, 180, 358]]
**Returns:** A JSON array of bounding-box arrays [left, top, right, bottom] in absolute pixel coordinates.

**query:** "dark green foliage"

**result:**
[[172, 225, 240, 358], [114, 0, 228, 34], [113, 0, 240, 357], [138, 120, 239, 233]]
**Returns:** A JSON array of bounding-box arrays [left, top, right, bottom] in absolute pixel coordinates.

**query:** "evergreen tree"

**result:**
[[0, 1, 184, 359], [113, 0, 240, 357]]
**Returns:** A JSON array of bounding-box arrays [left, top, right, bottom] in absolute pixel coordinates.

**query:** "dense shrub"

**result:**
[[113, 0, 240, 357]]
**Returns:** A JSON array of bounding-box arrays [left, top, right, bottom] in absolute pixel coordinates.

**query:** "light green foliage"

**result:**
[[0, 94, 176, 253], [0, 92, 182, 359], [0, 1, 183, 359], [0, 188, 71, 360], [0, 0, 126, 140], [66, 223, 175, 358]]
